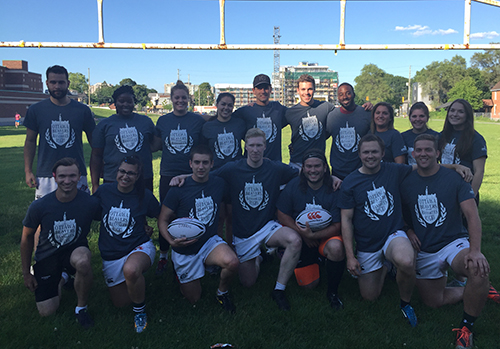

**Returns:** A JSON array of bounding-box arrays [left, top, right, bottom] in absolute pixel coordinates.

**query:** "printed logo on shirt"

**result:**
[[215, 128, 239, 159], [104, 201, 135, 238], [299, 111, 322, 141], [335, 121, 359, 153], [441, 139, 458, 164], [256, 112, 277, 143], [45, 114, 75, 149], [239, 176, 269, 211], [166, 124, 193, 154], [415, 187, 447, 227], [49, 212, 79, 248], [190, 191, 217, 226], [364, 182, 394, 220], [305, 197, 323, 210], [115, 124, 144, 153]]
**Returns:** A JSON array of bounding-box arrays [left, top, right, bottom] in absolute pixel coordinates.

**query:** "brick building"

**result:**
[[0, 60, 47, 119]]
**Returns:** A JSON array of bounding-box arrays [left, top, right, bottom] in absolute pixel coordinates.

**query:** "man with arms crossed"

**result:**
[[24, 65, 95, 198], [401, 134, 495, 349], [158, 145, 239, 313], [326, 83, 372, 179], [232, 74, 288, 161], [339, 134, 418, 327], [277, 149, 345, 309], [21, 158, 98, 328]]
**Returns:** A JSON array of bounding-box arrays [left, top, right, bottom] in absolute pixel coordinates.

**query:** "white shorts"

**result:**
[[102, 240, 156, 287], [35, 175, 89, 200], [357, 230, 408, 275], [416, 238, 470, 280], [172, 235, 226, 284], [233, 220, 282, 263]]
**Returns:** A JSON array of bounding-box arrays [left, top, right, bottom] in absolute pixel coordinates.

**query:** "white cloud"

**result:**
[[433, 28, 458, 35], [395, 25, 429, 31], [470, 31, 499, 39]]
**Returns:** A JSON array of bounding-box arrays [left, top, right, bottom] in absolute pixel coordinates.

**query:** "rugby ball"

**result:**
[[296, 208, 332, 232], [168, 217, 206, 240]]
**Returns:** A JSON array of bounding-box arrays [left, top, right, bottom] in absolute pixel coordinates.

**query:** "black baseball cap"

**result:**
[[253, 74, 271, 88]]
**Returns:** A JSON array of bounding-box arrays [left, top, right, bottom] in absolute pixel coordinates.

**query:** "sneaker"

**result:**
[[327, 293, 344, 310], [134, 312, 147, 333], [155, 258, 168, 276], [75, 309, 94, 329], [488, 284, 500, 303], [400, 304, 418, 328], [216, 293, 236, 314], [447, 278, 467, 288], [453, 326, 473, 349], [271, 289, 290, 311]]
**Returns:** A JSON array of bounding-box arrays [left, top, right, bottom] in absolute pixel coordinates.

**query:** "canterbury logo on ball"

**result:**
[[307, 211, 323, 220]]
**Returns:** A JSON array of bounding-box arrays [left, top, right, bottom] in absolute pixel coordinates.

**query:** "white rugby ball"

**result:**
[[296, 208, 332, 232], [168, 217, 206, 240]]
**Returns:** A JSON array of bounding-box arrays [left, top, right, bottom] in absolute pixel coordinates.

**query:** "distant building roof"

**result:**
[[491, 81, 500, 91], [483, 99, 493, 107]]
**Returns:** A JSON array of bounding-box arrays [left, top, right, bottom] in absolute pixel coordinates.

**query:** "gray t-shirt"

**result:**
[[92, 113, 155, 181], [326, 106, 371, 179], [23, 99, 95, 177], [233, 101, 288, 161], [285, 100, 334, 163]]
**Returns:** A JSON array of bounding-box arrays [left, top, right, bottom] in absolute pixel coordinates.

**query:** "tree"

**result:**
[[68, 72, 88, 94], [353, 64, 405, 107], [162, 99, 173, 111], [91, 82, 114, 105], [448, 77, 483, 110], [119, 78, 137, 87], [133, 84, 157, 108], [414, 55, 468, 107], [470, 45, 500, 89], [193, 82, 214, 106]]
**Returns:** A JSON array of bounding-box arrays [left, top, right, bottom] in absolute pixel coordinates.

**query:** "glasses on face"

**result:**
[[117, 168, 138, 177]]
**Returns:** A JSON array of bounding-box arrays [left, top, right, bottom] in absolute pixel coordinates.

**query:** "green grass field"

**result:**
[[0, 115, 499, 348]]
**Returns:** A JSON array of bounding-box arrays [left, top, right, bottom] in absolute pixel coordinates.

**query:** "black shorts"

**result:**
[[34, 240, 88, 302]]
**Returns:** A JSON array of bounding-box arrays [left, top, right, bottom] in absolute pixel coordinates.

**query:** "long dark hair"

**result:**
[[370, 102, 394, 133], [118, 155, 145, 201], [438, 99, 474, 160], [299, 149, 332, 194]]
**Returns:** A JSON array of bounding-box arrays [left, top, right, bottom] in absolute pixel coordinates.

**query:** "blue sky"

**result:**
[[1, 0, 498, 93]]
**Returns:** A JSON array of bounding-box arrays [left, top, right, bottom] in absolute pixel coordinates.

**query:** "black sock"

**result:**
[[400, 299, 410, 308], [133, 302, 146, 314], [326, 259, 346, 295], [460, 311, 477, 331]]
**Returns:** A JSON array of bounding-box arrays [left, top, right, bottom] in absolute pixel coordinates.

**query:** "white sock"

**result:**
[[274, 282, 286, 291], [75, 305, 87, 314], [217, 289, 228, 296]]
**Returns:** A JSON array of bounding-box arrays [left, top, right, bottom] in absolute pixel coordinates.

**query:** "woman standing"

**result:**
[[153, 81, 206, 274], [401, 102, 439, 165], [438, 99, 487, 200], [90, 85, 156, 193], [371, 102, 406, 163], [94, 156, 160, 333], [201, 93, 246, 244]]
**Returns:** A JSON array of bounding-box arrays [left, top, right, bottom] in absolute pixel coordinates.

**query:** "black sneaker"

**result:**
[[216, 293, 236, 314], [271, 289, 290, 311], [75, 308, 94, 329], [327, 293, 344, 310]]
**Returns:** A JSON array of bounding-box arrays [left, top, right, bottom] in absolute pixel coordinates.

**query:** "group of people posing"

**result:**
[[20, 66, 497, 348]]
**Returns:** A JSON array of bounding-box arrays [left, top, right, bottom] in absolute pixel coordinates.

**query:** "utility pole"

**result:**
[[177, 69, 180, 81], [88, 68, 91, 105], [408, 65, 411, 106]]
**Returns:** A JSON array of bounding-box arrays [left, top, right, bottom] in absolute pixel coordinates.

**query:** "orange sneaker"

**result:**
[[487, 284, 500, 303], [453, 326, 473, 349]]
